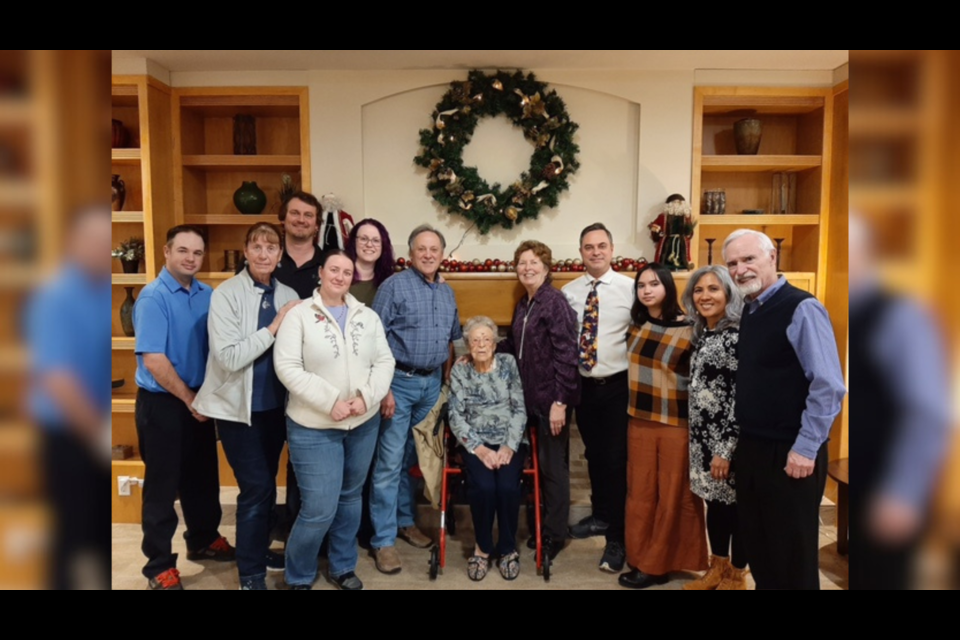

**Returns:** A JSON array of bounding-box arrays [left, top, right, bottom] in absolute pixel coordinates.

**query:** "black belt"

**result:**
[[396, 362, 437, 377], [581, 371, 627, 386]]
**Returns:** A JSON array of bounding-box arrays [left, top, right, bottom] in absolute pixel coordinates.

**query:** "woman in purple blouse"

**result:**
[[497, 240, 581, 560]]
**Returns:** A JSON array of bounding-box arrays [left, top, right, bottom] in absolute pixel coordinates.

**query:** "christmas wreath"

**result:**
[[414, 70, 580, 234]]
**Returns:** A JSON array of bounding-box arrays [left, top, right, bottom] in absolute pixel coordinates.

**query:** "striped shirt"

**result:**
[[626, 318, 693, 426]]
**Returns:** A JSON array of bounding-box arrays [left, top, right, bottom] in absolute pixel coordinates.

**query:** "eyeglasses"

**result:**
[[357, 236, 382, 246], [468, 336, 494, 346]]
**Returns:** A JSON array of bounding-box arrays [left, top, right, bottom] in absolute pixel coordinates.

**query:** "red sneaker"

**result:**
[[186, 536, 236, 562], [148, 568, 184, 590]]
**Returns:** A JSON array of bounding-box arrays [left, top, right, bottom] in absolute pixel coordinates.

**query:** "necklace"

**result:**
[[331, 304, 347, 325]]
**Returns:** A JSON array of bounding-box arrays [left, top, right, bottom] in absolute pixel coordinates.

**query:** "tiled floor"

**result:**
[[112, 487, 848, 590]]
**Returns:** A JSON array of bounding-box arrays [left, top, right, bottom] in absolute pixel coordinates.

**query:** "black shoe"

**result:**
[[527, 535, 564, 560], [333, 571, 364, 591], [288, 583, 312, 590], [265, 550, 285, 572], [546, 538, 564, 561], [186, 536, 236, 562], [569, 515, 609, 539], [239, 576, 268, 590], [599, 541, 625, 573], [618, 569, 669, 589]]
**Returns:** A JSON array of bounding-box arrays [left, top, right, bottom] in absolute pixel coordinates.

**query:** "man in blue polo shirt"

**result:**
[[135, 225, 234, 590], [369, 224, 462, 575], [26, 206, 112, 590]]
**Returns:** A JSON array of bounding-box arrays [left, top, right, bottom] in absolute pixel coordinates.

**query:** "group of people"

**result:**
[[131, 188, 845, 591]]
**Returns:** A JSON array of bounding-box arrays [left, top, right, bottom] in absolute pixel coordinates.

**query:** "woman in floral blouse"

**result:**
[[681, 265, 747, 590], [449, 316, 527, 582]]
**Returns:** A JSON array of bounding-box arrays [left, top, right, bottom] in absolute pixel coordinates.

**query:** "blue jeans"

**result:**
[[217, 408, 286, 580], [369, 369, 442, 548], [284, 415, 380, 585]]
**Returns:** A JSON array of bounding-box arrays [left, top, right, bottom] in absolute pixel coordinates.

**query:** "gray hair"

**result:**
[[721, 229, 775, 263], [681, 265, 743, 346], [463, 315, 498, 341], [407, 224, 447, 252]]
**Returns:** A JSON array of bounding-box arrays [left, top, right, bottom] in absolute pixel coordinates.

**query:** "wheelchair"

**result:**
[[428, 403, 551, 582]]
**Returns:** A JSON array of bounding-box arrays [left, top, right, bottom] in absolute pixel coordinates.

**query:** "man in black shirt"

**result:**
[[271, 191, 323, 539], [273, 192, 323, 298]]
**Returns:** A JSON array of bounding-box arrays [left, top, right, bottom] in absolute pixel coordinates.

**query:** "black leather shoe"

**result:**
[[618, 569, 669, 589], [568, 515, 609, 539], [527, 536, 564, 560]]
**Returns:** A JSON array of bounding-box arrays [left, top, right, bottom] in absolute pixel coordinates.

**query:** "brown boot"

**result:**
[[682, 555, 730, 590], [716, 565, 749, 590]]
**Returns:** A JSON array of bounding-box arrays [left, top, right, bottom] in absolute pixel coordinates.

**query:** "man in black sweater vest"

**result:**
[[723, 230, 846, 589]]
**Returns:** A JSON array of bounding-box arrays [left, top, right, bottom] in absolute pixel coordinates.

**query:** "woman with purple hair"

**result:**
[[346, 219, 396, 306]]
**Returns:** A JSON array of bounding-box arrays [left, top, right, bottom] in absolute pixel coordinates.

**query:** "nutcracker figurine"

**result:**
[[648, 193, 695, 271], [318, 193, 355, 251]]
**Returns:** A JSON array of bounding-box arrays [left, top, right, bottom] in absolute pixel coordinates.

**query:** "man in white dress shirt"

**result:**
[[563, 223, 636, 573]]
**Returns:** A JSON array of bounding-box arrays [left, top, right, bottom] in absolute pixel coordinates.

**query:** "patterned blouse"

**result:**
[[688, 327, 739, 504], [626, 319, 693, 426], [449, 354, 527, 453]]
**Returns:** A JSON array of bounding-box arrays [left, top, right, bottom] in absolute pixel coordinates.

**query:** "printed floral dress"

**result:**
[[688, 327, 739, 504]]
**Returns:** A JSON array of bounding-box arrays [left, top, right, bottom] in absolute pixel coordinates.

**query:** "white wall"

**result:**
[[150, 66, 834, 263]]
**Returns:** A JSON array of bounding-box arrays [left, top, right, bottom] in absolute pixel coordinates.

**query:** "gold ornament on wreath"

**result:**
[[415, 70, 581, 234]]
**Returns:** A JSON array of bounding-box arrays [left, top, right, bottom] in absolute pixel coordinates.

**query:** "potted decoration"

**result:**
[[112, 237, 145, 274]]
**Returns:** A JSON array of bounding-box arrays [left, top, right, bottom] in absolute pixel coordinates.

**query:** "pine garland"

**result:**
[[414, 70, 580, 234]]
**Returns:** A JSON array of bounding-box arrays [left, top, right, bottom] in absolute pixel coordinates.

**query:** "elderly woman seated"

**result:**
[[449, 315, 527, 581]]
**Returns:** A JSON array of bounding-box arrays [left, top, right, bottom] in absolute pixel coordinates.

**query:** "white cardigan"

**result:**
[[274, 291, 395, 430], [192, 269, 300, 426]]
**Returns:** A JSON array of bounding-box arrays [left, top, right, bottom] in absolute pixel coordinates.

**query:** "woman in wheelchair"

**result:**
[[449, 316, 527, 581]]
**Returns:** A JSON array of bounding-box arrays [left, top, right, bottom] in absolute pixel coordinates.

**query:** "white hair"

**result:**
[[722, 229, 775, 262], [463, 315, 498, 340]]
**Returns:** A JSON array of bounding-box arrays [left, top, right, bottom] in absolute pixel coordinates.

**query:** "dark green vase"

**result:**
[[120, 287, 136, 337], [234, 181, 267, 215]]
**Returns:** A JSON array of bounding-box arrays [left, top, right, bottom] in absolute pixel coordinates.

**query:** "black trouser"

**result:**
[[136, 388, 223, 579], [531, 410, 571, 542], [735, 435, 827, 590], [464, 444, 526, 556], [217, 408, 286, 579], [706, 500, 746, 569], [575, 372, 628, 543], [42, 427, 110, 590], [849, 488, 922, 590]]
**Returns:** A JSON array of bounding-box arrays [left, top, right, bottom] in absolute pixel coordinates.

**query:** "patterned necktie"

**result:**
[[578, 280, 600, 372]]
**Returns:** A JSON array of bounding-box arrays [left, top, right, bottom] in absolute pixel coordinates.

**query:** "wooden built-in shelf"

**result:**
[[112, 397, 137, 414], [0, 346, 28, 372], [111, 149, 142, 164], [182, 155, 301, 171], [112, 274, 147, 286], [112, 211, 144, 223], [0, 264, 41, 289], [0, 178, 35, 207], [701, 156, 822, 172], [184, 214, 278, 225], [112, 456, 144, 469], [849, 185, 917, 212], [848, 108, 919, 137], [0, 97, 31, 124], [196, 272, 234, 281], [112, 337, 135, 350], [702, 95, 824, 115], [699, 214, 820, 227]]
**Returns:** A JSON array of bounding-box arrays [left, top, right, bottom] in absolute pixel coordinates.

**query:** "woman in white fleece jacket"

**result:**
[[274, 249, 395, 591], [193, 222, 300, 591]]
